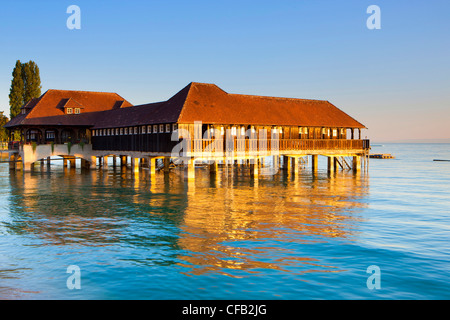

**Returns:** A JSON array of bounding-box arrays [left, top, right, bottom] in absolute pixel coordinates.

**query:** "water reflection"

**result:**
[[5, 165, 369, 279]]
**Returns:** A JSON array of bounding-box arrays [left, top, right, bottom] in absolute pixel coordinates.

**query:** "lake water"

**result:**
[[0, 144, 449, 299]]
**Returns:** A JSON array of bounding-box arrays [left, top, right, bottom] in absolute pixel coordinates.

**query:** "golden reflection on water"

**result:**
[[177, 168, 368, 277], [7, 165, 368, 277]]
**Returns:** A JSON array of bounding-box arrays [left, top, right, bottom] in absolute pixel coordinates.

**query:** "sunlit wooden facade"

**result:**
[[5, 82, 369, 175]]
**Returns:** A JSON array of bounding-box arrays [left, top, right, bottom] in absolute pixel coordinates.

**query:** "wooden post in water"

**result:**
[[250, 159, 259, 177], [311, 155, 318, 172], [292, 157, 298, 175], [163, 157, 170, 173], [353, 156, 361, 172], [131, 157, 139, 173], [69, 157, 76, 169], [149, 157, 156, 176], [209, 160, 218, 174], [120, 156, 127, 168], [102, 156, 108, 170], [187, 160, 195, 180], [327, 156, 335, 174]]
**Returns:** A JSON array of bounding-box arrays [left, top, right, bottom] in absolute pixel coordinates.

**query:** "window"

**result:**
[[74, 108, 80, 114], [46, 131, 55, 140], [153, 125, 158, 133], [220, 127, 224, 135], [166, 124, 171, 133], [231, 127, 237, 136], [159, 124, 164, 133], [148, 125, 152, 133], [120, 128, 123, 135], [172, 124, 178, 132], [66, 108, 73, 114], [22, 109, 26, 115], [116, 128, 119, 135], [279, 127, 283, 134], [142, 126, 146, 134], [241, 127, 245, 136], [332, 129, 337, 137], [124, 128, 128, 135], [107, 129, 111, 136]]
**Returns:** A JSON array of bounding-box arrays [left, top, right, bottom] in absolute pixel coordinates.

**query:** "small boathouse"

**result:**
[[4, 82, 370, 178]]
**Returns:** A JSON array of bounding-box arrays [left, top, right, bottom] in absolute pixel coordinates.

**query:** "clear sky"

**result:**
[[1, 0, 449, 142]]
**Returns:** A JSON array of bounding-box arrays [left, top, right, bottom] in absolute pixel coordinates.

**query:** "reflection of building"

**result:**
[[177, 170, 369, 276], [6, 166, 368, 277], [5, 83, 369, 176]]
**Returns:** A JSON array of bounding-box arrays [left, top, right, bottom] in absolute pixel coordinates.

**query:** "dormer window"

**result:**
[[74, 108, 80, 114], [21, 109, 26, 115], [66, 108, 73, 114]]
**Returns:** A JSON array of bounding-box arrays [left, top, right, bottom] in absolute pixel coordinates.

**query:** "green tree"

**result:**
[[22, 60, 42, 104], [8, 60, 24, 119], [0, 111, 9, 143]]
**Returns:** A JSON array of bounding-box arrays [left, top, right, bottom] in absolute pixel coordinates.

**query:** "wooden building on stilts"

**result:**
[[4, 82, 370, 178]]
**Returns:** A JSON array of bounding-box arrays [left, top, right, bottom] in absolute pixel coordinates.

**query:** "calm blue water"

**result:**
[[0, 144, 449, 299]]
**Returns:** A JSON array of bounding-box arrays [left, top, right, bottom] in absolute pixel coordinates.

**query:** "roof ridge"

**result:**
[[227, 92, 327, 102], [46, 88, 123, 95], [174, 83, 194, 123]]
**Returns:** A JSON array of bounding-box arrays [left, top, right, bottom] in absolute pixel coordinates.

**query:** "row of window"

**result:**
[[92, 125, 347, 138], [66, 108, 81, 114], [92, 124, 178, 137]]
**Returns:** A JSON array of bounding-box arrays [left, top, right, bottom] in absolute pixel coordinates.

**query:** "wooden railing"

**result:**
[[188, 139, 369, 154]]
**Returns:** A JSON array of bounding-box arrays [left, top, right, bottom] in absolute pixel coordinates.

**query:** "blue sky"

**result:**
[[1, 0, 449, 141]]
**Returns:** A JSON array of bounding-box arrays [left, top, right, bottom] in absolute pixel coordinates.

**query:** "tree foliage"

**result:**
[[8, 60, 42, 119], [0, 111, 9, 141], [22, 60, 42, 105], [8, 60, 24, 119]]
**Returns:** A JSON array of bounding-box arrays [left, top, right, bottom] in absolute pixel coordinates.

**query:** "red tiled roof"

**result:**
[[5, 83, 366, 129], [93, 82, 365, 129], [177, 82, 366, 128], [5, 89, 132, 128]]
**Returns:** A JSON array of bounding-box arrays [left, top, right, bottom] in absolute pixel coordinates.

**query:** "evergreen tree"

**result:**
[[8, 60, 24, 118], [22, 60, 42, 104]]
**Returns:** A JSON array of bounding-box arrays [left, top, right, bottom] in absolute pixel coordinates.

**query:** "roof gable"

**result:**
[[178, 83, 366, 128], [5, 89, 133, 127]]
